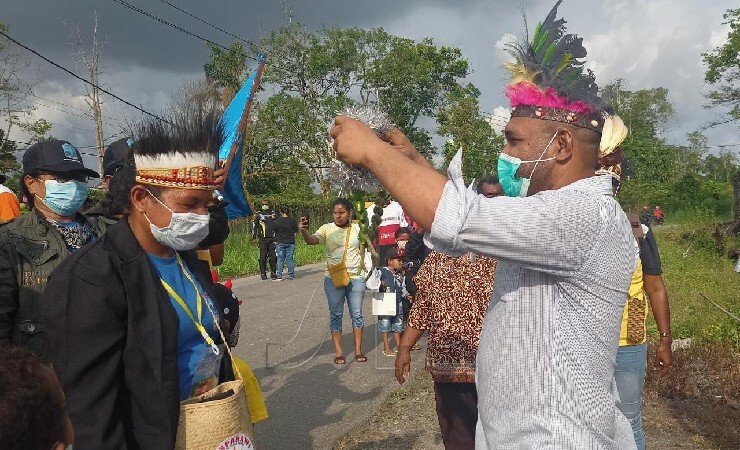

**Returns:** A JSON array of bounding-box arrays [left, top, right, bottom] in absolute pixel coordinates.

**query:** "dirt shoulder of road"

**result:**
[[335, 343, 740, 450]]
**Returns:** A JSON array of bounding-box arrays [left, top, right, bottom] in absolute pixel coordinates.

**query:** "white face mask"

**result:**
[[143, 190, 210, 251]]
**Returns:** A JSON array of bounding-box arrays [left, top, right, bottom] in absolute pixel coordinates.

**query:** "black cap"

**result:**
[[103, 137, 133, 176], [22, 139, 99, 178]]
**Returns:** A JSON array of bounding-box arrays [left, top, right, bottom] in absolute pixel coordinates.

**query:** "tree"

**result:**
[[702, 8, 740, 124], [0, 22, 45, 152], [602, 81, 677, 183], [204, 41, 250, 105], [703, 149, 739, 182], [0, 128, 18, 174], [437, 83, 504, 181], [70, 14, 107, 176], [203, 22, 472, 196]]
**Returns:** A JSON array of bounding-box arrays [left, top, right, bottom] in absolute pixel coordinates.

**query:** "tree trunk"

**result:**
[[733, 171, 740, 223]]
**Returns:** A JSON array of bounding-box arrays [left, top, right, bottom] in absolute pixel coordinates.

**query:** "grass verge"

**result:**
[[220, 221, 325, 278], [651, 223, 740, 347]]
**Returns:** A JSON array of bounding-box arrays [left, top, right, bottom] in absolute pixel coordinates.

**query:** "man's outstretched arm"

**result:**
[[331, 116, 446, 231]]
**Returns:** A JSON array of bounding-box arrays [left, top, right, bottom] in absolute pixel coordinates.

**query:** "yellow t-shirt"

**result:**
[[619, 260, 648, 346], [314, 222, 364, 278]]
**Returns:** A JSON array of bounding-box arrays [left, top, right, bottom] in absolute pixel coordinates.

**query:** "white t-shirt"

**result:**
[[366, 201, 408, 246]]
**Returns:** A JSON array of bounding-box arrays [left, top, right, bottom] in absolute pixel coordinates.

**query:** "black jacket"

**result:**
[[0, 209, 99, 360], [251, 210, 276, 240], [404, 231, 431, 296], [42, 218, 233, 450]]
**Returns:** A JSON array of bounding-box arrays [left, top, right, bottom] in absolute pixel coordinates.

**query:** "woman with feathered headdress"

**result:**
[[42, 108, 246, 449]]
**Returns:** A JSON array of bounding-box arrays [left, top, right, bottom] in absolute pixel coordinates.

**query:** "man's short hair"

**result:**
[[395, 226, 411, 238], [478, 176, 500, 192], [0, 347, 65, 450]]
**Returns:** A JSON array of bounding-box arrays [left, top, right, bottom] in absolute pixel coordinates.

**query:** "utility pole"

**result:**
[[71, 13, 106, 176]]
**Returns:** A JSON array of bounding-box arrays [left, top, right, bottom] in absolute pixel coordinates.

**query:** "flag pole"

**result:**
[[222, 54, 266, 180]]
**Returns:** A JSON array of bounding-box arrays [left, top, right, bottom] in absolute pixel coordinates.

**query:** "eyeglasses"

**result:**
[[37, 172, 89, 183]]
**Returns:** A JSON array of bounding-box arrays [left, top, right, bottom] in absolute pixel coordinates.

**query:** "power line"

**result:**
[[157, 0, 256, 48], [33, 100, 126, 132], [7, 139, 102, 158], [0, 29, 174, 126], [111, 0, 232, 52], [114, 0, 272, 68], [29, 92, 124, 123]]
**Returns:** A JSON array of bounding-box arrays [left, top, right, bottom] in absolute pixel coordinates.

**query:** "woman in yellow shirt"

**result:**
[[299, 198, 368, 365]]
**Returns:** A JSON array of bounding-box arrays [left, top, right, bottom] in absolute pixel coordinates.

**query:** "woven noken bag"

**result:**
[[175, 295, 255, 450], [626, 295, 647, 345]]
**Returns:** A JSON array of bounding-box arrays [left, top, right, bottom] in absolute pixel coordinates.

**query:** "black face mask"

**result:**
[[198, 201, 230, 248]]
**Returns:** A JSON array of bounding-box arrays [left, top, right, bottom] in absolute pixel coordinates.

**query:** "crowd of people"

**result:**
[[0, 3, 679, 450]]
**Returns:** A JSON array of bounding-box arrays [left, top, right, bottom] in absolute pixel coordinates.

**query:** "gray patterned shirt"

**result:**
[[427, 152, 638, 449]]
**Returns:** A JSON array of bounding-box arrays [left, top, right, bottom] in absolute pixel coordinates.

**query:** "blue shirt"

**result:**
[[148, 253, 219, 401]]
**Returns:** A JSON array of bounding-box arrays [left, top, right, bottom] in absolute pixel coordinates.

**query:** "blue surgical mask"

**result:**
[[36, 180, 89, 217], [497, 132, 558, 197]]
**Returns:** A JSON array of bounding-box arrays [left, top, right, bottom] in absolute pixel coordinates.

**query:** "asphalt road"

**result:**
[[230, 263, 426, 450]]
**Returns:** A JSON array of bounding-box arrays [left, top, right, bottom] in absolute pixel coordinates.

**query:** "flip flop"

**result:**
[[412, 344, 422, 351], [334, 356, 347, 365], [354, 354, 368, 362], [382, 350, 396, 357]]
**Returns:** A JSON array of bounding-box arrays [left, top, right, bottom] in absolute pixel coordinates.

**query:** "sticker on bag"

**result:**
[[217, 432, 254, 450]]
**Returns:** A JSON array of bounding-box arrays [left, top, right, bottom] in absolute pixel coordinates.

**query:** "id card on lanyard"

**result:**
[[160, 254, 224, 398]]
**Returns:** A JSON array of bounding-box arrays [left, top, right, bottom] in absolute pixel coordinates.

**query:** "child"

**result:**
[[0, 346, 74, 450], [394, 227, 413, 324], [378, 248, 407, 356]]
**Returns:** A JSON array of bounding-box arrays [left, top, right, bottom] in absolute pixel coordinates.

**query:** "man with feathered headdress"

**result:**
[[331, 1, 637, 448]]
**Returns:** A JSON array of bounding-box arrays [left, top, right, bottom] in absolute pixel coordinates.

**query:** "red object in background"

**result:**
[[211, 270, 219, 283], [224, 279, 233, 290]]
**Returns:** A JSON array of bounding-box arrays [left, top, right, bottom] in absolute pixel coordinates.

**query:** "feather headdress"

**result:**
[[504, 1, 606, 132], [133, 108, 223, 189], [596, 114, 629, 180]]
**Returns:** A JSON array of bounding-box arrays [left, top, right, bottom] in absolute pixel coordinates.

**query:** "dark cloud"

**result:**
[[2, 0, 738, 151]]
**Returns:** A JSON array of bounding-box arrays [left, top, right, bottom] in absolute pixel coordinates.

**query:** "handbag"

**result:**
[[372, 292, 398, 316], [327, 226, 352, 288], [171, 255, 256, 450]]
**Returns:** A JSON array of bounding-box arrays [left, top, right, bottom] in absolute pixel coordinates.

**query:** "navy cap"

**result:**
[[103, 137, 133, 176], [22, 139, 99, 178]]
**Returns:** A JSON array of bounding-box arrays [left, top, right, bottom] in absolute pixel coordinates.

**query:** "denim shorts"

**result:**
[[377, 300, 404, 333]]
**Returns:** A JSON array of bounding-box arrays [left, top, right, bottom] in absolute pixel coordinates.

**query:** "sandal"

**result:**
[[334, 355, 347, 365], [382, 350, 396, 357], [412, 344, 422, 351], [354, 354, 368, 362]]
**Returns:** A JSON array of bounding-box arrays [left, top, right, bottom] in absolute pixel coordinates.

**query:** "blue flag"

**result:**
[[219, 55, 265, 220]]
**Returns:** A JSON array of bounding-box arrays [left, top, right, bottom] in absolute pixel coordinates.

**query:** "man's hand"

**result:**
[[394, 347, 411, 384], [386, 129, 432, 169], [330, 116, 389, 166], [213, 167, 226, 190], [654, 338, 672, 375]]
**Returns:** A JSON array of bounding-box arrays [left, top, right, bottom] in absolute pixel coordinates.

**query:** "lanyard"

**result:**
[[159, 254, 220, 355]]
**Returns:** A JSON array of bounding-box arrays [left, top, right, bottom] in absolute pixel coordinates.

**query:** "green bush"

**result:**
[[619, 176, 733, 218]]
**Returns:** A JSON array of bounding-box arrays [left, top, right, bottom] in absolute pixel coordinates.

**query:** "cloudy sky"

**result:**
[[2, 0, 737, 167]]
